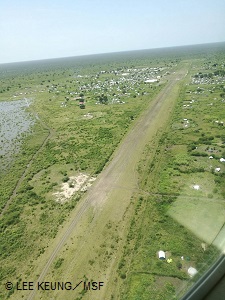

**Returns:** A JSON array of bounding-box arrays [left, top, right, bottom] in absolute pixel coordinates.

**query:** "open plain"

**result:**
[[0, 43, 225, 300]]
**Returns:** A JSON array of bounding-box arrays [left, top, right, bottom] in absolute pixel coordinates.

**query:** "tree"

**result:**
[[98, 94, 108, 104]]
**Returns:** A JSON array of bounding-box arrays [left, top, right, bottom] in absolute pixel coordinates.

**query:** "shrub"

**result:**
[[120, 273, 126, 279], [54, 258, 64, 269], [187, 144, 196, 152], [62, 176, 69, 182], [176, 262, 182, 270]]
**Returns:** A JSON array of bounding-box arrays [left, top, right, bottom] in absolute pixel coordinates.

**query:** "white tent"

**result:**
[[145, 79, 157, 83], [188, 267, 198, 277], [158, 250, 166, 260], [193, 184, 200, 190]]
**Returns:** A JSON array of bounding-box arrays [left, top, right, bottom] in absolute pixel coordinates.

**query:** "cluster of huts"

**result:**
[[158, 250, 198, 278]]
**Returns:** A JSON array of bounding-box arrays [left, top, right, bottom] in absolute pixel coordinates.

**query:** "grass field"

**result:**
[[0, 43, 225, 300], [0, 52, 171, 300], [117, 53, 225, 299]]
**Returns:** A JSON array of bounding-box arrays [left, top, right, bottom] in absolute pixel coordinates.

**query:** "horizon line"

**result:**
[[1, 40, 225, 66]]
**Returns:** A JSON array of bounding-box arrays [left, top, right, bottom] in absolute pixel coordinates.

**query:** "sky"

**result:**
[[0, 0, 225, 64]]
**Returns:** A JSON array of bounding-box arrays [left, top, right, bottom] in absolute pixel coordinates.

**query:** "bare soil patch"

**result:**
[[53, 173, 96, 203]]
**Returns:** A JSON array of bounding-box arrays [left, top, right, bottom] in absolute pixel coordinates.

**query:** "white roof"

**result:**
[[220, 158, 225, 162], [188, 267, 198, 277], [193, 185, 200, 190], [145, 79, 157, 83], [158, 250, 166, 259]]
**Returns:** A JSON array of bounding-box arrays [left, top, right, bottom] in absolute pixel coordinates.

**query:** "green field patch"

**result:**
[[119, 57, 225, 299], [126, 273, 179, 300], [168, 173, 225, 246]]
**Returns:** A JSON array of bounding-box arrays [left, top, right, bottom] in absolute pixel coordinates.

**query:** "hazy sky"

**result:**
[[0, 0, 225, 64]]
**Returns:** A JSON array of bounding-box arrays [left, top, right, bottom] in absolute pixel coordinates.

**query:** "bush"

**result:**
[[62, 176, 69, 182], [191, 152, 208, 157], [54, 258, 64, 269], [187, 144, 196, 152], [120, 273, 126, 279], [176, 262, 182, 270], [2, 211, 20, 226]]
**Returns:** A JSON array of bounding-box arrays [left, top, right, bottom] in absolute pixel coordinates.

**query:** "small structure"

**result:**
[[145, 79, 158, 83], [220, 158, 225, 162], [188, 267, 198, 278], [193, 184, 200, 190], [215, 167, 221, 172], [158, 250, 166, 260]]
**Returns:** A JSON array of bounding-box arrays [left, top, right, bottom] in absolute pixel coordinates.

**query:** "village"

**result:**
[[45, 65, 170, 108]]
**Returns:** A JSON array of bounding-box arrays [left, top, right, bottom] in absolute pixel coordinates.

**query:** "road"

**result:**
[[27, 65, 188, 300]]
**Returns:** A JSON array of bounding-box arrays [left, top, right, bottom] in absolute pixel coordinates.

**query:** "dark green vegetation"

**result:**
[[0, 42, 225, 300]]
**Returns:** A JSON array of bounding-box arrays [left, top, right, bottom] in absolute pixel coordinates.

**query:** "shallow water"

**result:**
[[0, 98, 35, 170]]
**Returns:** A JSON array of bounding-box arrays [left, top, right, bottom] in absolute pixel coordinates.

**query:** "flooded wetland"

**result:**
[[0, 99, 34, 171]]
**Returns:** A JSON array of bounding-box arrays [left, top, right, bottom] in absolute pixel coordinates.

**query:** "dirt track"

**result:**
[[0, 112, 53, 218], [26, 65, 188, 300]]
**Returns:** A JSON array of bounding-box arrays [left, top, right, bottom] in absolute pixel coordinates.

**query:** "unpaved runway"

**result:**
[[27, 66, 188, 300]]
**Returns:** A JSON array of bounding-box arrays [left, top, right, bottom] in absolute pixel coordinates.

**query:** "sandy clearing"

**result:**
[[53, 173, 96, 203]]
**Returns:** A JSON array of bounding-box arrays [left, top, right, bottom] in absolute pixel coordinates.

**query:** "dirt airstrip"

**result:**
[[25, 66, 188, 300]]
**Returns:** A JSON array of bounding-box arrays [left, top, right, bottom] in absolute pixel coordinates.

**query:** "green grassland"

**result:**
[[0, 44, 225, 300], [116, 54, 225, 299], [0, 54, 174, 299]]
